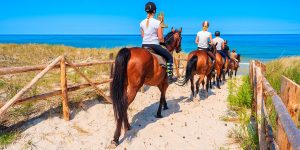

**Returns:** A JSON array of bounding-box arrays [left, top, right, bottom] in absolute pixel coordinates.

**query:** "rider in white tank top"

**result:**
[[140, 18, 160, 44], [197, 31, 212, 48]]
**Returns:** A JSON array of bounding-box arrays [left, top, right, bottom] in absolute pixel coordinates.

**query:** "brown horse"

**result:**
[[222, 55, 230, 81], [110, 28, 182, 147], [178, 50, 213, 100], [229, 54, 241, 78], [213, 48, 225, 89]]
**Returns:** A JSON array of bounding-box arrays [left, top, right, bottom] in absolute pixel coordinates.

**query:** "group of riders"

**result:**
[[109, 2, 240, 146], [141, 2, 240, 84]]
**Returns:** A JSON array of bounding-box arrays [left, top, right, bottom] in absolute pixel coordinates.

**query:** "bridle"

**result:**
[[164, 32, 181, 52]]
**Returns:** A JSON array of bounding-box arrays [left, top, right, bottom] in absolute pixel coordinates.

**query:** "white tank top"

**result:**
[[197, 31, 211, 48], [140, 18, 160, 45], [213, 37, 224, 50]]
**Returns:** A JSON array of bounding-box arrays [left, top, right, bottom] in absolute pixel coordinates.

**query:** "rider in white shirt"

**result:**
[[140, 2, 177, 84], [195, 21, 216, 65], [213, 31, 226, 61]]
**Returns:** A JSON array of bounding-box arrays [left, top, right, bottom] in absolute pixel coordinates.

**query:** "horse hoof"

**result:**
[[156, 114, 163, 118], [163, 106, 169, 110], [108, 140, 118, 149], [127, 125, 132, 131]]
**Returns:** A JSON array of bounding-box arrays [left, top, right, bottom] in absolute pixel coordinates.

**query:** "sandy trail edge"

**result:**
[[5, 79, 240, 150]]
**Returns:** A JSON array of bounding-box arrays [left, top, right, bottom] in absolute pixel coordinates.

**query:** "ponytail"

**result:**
[[146, 17, 150, 28], [146, 13, 153, 28]]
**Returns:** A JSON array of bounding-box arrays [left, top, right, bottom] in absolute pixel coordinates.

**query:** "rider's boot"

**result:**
[[167, 62, 177, 84]]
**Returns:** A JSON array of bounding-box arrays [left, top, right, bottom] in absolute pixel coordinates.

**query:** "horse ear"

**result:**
[[179, 27, 182, 33], [171, 27, 175, 32], [215, 42, 218, 46]]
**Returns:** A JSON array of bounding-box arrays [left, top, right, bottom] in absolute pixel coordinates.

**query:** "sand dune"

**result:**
[[6, 79, 240, 150]]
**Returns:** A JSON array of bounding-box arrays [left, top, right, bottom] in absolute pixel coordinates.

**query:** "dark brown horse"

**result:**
[[110, 28, 182, 147], [229, 54, 241, 78], [179, 50, 213, 100], [222, 55, 230, 81]]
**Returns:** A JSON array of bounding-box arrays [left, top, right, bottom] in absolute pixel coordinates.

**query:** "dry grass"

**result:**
[[0, 44, 120, 130]]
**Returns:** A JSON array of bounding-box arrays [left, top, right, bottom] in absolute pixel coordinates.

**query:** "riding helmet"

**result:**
[[215, 31, 220, 36], [145, 2, 156, 13]]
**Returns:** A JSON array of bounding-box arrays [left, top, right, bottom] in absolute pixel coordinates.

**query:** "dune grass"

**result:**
[[0, 132, 19, 148], [0, 44, 121, 129], [265, 57, 300, 93], [264, 57, 300, 132], [227, 76, 258, 149]]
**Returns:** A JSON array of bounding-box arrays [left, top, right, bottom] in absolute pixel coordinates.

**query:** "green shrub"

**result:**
[[0, 132, 18, 148], [228, 76, 253, 109], [227, 76, 258, 149]]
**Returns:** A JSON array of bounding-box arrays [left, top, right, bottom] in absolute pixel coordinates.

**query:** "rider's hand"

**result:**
[[160, 42, 166, 46]]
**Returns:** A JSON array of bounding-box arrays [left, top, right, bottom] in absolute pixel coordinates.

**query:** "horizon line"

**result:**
[[1, 33, 300, 36]]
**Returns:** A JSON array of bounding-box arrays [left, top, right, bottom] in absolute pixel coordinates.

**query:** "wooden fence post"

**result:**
[[109, 53, 114, 91], [276, 76, 300, 150], [256, 67, 267, 149], [0, 56, 62, 117], [60, 56, 70, 121]]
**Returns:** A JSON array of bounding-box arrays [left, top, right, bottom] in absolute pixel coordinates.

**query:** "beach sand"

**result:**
[[5, 78, 240, 150]]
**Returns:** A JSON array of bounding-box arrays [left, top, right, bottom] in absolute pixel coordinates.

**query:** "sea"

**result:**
[[1, 34, 300, 66]]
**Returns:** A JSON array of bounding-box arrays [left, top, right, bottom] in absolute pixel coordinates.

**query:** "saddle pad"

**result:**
[[144, 47, 167, 67]]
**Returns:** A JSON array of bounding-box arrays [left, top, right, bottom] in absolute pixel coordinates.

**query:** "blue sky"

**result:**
[[0, 0, 299, 34]]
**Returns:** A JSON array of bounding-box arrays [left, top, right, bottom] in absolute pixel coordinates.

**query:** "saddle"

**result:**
[[143, 46, 167, 67]]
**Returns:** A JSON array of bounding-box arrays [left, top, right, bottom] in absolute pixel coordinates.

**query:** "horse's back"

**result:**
[[127, 47, 165, 85], [187, 50, 210, 74]]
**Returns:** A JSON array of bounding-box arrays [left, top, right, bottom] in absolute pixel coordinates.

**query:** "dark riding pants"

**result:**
[[222, 50, 230, 59], [218, 50, 227, 60], [142, 44, 173, 63]]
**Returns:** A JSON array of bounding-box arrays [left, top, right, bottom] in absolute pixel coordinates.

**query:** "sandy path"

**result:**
[[6, 80, 240, 150]]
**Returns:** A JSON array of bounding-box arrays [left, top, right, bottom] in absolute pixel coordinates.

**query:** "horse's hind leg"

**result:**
[[157, 81, 168, 118], [235, 69, 237, 77], [206, 76, 210, 98], [126, 79, 143, 130], [196, 78, 200, 94], [190, 76, 195, 98], [202, 80, 205, 89]]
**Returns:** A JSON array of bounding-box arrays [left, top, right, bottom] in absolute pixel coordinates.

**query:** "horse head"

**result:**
[[164, 27, 182, 53], [208, 42, 217, 53], [237, 54, 241, 62]]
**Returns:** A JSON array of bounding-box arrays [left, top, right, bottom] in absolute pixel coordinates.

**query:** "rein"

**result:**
[[164, 32, 176, 44]]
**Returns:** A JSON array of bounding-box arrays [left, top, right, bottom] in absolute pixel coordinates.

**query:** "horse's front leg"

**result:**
[[157, 81, 168, 117]]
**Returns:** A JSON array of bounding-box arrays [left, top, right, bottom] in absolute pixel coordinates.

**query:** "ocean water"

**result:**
[[0, 34, 300, 63]]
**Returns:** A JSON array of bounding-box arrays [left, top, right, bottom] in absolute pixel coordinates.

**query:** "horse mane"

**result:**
[[164, 31, 175, 45]]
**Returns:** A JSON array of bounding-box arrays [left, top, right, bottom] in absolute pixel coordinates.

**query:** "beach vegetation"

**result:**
[[0, 131, 19, 148], [0, 44, 120, 138], [265, 57, 300, 93], [226, 76, 258, 149]]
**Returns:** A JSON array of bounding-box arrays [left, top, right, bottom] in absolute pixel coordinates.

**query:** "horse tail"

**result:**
[[183, 55, 198, 84], [111, 47, 131, 128]]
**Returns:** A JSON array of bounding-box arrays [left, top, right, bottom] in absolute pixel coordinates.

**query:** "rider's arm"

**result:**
[[140, 28, 144, 38], [195, 35, 199, 44], [209, 34, 213, 44], [157, 24, 164, 43], [222, 42, 225, 49]]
